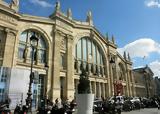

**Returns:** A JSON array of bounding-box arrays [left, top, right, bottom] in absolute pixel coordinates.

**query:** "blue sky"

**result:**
[[5, 0, 160, 76]]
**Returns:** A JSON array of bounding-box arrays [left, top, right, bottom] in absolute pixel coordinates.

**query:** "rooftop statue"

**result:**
[[55, 1, 60, 11], [10, 0, 19, 12]]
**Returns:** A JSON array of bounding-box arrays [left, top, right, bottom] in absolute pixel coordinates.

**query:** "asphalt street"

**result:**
[[122, 108, 160, 114], [91, 108, 160, 114]]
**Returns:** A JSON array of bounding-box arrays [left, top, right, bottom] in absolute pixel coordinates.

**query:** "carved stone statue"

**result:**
[[12, 0, 19, 6], [86, 11, 93, 25], [67, 8, 72, 19], [55, 1, 60, 11], [10, 0, 19, 12]]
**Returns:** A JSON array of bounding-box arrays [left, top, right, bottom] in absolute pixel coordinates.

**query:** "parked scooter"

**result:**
[[14, 104, 28, 114], [0, 103, 11, 114]]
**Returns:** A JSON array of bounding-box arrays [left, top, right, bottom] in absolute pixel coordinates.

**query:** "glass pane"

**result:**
[[88, 39, 92, 61], [29, 47, 32, 59], [100, 54, 103, 65], [29, 31, 36, 44], [18, 44, 25, 59], [39, 50, 46, 63], [77, 39, 82, 59], [20, 31, 27, 42], [97, 48, 100, 64], [82, 38, 87, 61], [39, 36, 46, 48], [92, 42, 96, 64]]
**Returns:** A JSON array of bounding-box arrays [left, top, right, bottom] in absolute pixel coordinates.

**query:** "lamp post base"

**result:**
[[26, 92, 32, 113]]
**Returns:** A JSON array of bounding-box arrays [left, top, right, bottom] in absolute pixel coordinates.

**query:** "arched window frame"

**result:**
[[18, 30, 47, 64], [75, 37, 105, 76]]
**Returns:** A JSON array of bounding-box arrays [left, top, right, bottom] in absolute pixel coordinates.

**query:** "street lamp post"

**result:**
[[44, 64, 49, 107], [26, 33, 38, 113], [110, 57, 116, 96], [109, 56, 117, 113]]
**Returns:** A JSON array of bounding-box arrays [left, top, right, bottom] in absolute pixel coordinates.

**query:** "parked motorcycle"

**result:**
[[0, 103, 11, 114]]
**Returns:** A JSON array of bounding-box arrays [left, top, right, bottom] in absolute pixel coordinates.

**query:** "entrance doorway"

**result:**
[[32, 74, 45, 109]]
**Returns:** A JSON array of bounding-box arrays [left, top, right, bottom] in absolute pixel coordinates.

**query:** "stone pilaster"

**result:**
[[105, 83, 108, 98], [90, 81, 92, 93], [127, 70, 132, 96], [51, 30, 61, 101], [125, 70, 130, 97], [131, 71, 136, 96], [108, 55, 112, 97], [97, 82, 101, 98], [66, 35, 74, 100], [100, 83, 102, 98], [46, 43, 52, 99], [100, 83, 104, 98], [102, 83, 105, 98], [3, 28, 17, 67], [94, 82, 97, 98]]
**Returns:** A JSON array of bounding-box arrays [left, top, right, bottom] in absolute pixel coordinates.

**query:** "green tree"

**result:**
[[78, 69, 91, 94]]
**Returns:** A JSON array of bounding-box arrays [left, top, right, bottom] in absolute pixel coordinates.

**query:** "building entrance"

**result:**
[[32, 74, 45, 109]]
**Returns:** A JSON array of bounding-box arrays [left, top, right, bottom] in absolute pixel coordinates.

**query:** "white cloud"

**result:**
[[133, 65, 145, 69], [29, 0, 53, 8], [149, 60, 160, 77], [145, 0, 160, 8], [117, 38, 160, 58]]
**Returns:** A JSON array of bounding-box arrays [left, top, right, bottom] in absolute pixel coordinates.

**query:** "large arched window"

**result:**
[[18, 30, 47, 64], [75, 37, 105, 76]]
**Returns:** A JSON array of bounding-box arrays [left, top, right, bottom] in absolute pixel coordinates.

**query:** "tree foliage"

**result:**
[[78, 69, 91, 94]]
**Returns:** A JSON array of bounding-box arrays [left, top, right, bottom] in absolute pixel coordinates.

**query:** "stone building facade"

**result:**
[[154, 77, 160, 96], [0, 0, 136, 108], [133, 65, 155, 98]]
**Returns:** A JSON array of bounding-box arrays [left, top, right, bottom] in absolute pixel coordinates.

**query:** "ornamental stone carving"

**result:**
[[10, 0, 19, 12], [61, 37, 66, 50]]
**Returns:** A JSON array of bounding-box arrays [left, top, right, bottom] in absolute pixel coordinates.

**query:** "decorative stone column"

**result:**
[[127, 69, 132, 96], [94, 82, 97, 98], [104, 83, 110, 98], [98, 82, 101, 98], [125, 69, 130, 97], [107, 54, 112, 97], [3, 28, 17, 67], [131, 71, 136, 96], [102, 83, 105, 98], [90, 81, 92, 93], [51, 30, 61, 101], [97, 82, 101, 98], [66, 34, 74, 100]]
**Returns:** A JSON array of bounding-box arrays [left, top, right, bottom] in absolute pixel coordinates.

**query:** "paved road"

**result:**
[[30, 108, 159, 114], [91, 108, 160, 114], [122, 108, 160, 114]]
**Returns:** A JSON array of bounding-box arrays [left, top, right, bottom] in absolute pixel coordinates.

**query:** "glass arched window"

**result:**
[[18, 30, 47, 64], [75, 37, 105, 76]]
